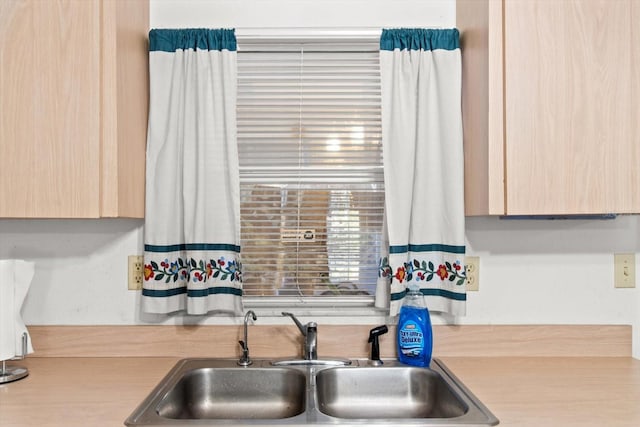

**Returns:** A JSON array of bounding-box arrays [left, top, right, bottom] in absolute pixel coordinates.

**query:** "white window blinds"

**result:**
[[237, 38, 384, 299]]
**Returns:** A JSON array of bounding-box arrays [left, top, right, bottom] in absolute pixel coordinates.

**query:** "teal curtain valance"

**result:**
[[149, 28, 237, 52], [380, 28, 459, 52]]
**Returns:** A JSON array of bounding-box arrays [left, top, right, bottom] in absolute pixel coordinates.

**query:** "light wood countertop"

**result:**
[[1, 357, 639, 427], [443, 357, 640, 427]]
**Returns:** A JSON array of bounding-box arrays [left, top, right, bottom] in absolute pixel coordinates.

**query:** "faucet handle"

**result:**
[[282, 312, 307, 335], [238, 340, 251, 366], [368, 325, 388, 364]]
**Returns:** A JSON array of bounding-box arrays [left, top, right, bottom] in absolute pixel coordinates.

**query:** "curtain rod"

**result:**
[[234, 26, 445, 39], [235, 28, 381, 39]]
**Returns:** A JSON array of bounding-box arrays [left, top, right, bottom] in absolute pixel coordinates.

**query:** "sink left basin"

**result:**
[[125, 359, 307, 425], [158, 367, 306, 419]]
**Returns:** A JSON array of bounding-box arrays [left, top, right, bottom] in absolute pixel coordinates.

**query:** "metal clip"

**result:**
[[1, 332, 29, 383], [9, 332, 28, 360]]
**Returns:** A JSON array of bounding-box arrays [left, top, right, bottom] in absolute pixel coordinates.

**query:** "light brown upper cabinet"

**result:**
[[458, 0, 640, 216], [0, 0, 148, 218]]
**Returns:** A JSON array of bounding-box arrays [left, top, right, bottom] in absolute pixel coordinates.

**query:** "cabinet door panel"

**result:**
[[633, 0, 640, 203], [504, 0, 636, 214], [0, 1, 101, 217]]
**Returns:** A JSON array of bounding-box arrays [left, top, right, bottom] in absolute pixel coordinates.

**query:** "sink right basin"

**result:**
[[315, 365, 467, 419]]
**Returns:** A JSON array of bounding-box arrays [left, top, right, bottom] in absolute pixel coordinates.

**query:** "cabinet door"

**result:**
[[504, 0, 638, 215], [100, 0, 148, 218], [458, 0, 506, 216], [0, 1, 101, 217]]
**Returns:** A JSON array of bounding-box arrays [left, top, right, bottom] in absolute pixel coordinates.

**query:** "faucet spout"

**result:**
[[238, 310, 257, 366], [281, 312, 318, 360]]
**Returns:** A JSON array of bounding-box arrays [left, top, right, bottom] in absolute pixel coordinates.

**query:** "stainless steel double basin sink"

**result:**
[[125, 358, 498, 426]]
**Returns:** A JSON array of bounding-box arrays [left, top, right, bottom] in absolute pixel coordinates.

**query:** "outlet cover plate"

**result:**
[[465, 256, 480, 291], [128, 255, 144, 290]]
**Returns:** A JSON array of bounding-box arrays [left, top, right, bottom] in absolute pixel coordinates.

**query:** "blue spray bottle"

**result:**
[[397, 284, 433, 367]]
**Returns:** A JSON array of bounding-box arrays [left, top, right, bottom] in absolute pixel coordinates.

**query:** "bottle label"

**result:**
[[399, 320, 424, 357]]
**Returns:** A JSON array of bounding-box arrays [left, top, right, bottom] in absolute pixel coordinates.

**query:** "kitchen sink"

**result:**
[[125, 358, 498, 426]]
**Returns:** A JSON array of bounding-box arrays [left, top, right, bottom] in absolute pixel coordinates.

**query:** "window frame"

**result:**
[[236, 29, 387, 315]]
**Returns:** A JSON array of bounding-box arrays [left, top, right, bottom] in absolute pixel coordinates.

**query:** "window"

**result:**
[[237, 37, 384, 305]]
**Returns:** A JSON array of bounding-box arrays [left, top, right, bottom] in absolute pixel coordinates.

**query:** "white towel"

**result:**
[[0, 260, 34, 361]]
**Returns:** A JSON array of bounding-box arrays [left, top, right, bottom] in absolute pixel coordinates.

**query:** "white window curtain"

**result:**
[[375, 28, 466, 316], [142, 29, 243, 315]]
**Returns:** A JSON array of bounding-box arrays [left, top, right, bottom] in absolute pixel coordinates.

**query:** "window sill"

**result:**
[[243, 296, 392, 323]]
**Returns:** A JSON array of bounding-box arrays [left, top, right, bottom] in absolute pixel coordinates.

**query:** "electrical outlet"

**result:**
[[128, 255, 144, 290], [465, 256, 480, 291], [614, 253, 635, 288]]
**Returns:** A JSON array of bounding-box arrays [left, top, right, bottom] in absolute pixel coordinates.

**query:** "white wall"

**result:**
[[0, 0, 638, 357], [2, 216, 637, 328], [0, 220, 145, 324], [149, 0, 455, 29], [465, 216, 639, 324]]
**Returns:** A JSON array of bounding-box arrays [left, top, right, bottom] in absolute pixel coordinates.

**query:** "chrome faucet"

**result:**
[[238, 310, 257, 366], [282, 312, 317, 360]]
